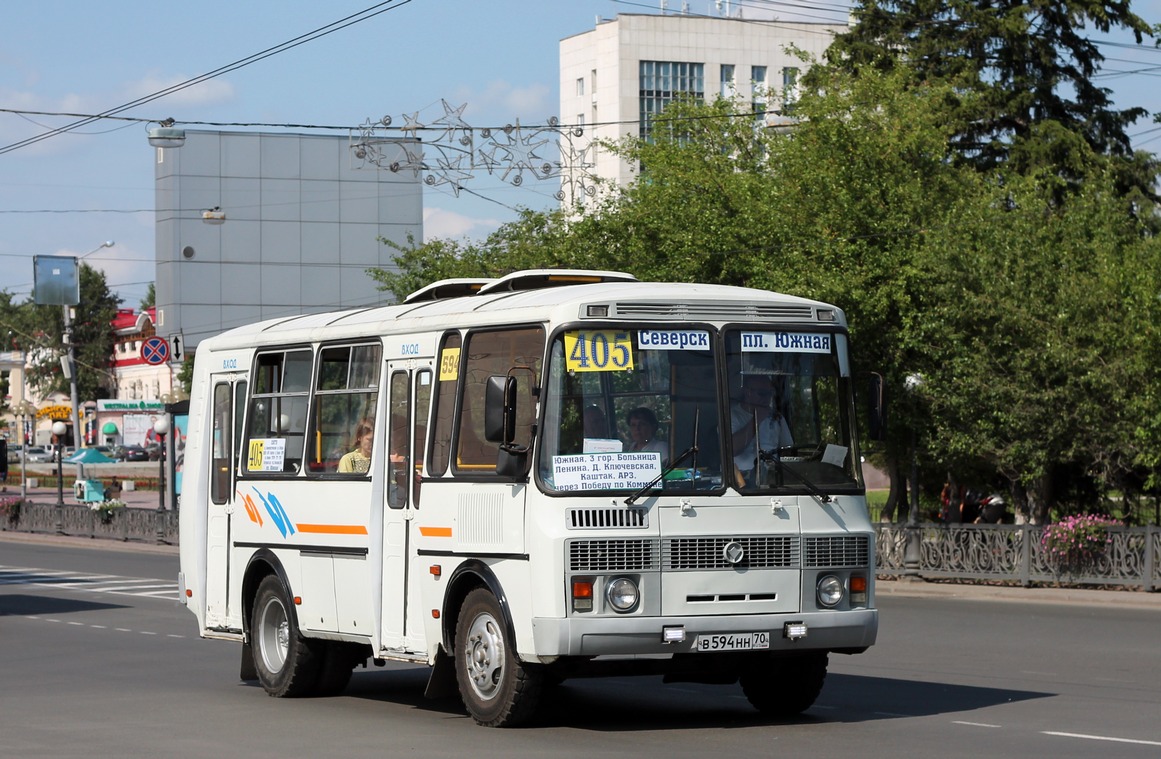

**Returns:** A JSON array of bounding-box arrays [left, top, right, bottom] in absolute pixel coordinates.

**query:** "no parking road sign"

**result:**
[[142, 336, 170, 365]]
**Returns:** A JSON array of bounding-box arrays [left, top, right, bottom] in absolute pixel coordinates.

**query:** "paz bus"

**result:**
[[178, 269, 878, 727]]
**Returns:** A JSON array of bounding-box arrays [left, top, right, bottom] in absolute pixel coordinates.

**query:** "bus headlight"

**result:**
[[606, 577, 639, 612], [816, 574, 844, 608]]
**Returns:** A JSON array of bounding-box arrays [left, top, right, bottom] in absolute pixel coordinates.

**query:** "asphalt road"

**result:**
[[2, 535, 1159, 757]]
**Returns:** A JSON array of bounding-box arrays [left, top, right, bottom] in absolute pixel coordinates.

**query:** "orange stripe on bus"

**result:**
[[419, 526, 453, 537], [295, 524, 369, 535]]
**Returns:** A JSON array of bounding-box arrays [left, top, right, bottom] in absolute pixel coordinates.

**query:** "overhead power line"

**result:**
[[0, 0, 412, 157]]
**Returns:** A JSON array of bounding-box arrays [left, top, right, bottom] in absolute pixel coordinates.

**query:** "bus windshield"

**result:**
[[538, 327, 723, 494], [537, 325, 861, 496], [724, 328, 861, 493]]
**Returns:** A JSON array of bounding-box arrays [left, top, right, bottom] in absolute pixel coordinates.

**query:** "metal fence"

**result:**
[[5, 502, 1158, 592], [875, 523, 1161, 591], [1, 501, 178, 545]]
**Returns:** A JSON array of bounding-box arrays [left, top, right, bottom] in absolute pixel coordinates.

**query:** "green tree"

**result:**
[[826, 0, 1155, 176], [912, 166, 1161, 522], [369, 62, 1161, 522], [140, 282, 155, 310]]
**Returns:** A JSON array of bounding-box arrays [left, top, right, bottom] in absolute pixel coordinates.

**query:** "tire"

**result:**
[[313, 642, 366, 696], [454, 588, 542, 727], [740, 651, 828, 718], [251, 574, 320, 697]]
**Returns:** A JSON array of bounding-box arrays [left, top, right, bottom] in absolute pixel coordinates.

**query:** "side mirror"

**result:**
[[484, 375, 516, 444]]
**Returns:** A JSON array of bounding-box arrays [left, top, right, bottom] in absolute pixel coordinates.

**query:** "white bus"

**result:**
[[178, 270, 878, 726]]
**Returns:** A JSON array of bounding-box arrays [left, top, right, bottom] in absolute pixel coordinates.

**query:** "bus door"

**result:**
[[380, 361, 432, 650], [204, 373, 247, 629]]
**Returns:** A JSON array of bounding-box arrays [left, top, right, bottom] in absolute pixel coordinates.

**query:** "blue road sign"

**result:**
[[142, 336, 170, 365]]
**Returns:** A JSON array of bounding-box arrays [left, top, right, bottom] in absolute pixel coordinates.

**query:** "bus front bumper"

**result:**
[[530, 608, 878, 658]]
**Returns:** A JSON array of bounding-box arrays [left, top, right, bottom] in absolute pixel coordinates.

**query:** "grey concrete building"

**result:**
[[153, 130, 422, 351]]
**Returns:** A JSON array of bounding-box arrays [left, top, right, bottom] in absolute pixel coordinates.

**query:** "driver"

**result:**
[[731, 374, 793, 480]]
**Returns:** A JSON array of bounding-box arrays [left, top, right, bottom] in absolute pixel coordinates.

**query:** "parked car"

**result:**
[[119, 445, 151, 462], [24, 446, 53, 463], [6, 444, 23, 464], [144, 443, 163, 461]]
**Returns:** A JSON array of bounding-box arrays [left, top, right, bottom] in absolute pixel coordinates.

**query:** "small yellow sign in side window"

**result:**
[[439, 347, 461, 381]]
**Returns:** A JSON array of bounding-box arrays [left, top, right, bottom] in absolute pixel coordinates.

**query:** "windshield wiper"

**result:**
[[625, 408, 700, 506], [759, 449, 832, 504], [624, 444, 698, 506]]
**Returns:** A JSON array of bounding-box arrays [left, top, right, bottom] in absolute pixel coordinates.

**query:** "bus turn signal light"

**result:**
[[572, 580, 594, 612]]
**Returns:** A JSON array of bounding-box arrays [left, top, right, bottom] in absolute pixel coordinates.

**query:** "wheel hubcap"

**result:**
[[464, 612, 504, 700], [258, 596, 289, 674]]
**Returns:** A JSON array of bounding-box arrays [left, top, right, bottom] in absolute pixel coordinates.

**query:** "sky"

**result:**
[[3, 0, 1161, 311]]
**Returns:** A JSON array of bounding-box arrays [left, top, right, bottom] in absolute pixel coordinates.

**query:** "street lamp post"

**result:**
[[52, 420, 67, 533], [14, 400, 36, 503], [154, 417, 169, 511], [902, 373, 925, 579], [67, 240, 115, 453]]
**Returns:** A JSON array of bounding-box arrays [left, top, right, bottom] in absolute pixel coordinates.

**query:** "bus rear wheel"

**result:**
[[454, 588, 542, 727], [740, 651, 828, 718], [251, 574, 320, 697]]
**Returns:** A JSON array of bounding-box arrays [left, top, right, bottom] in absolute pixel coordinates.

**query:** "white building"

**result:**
[[559, 11, 848, 206]]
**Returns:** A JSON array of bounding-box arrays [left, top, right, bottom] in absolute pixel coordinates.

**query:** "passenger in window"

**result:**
[[338, 418, 375, 474], [731, 374, 793, 479], [626, 407, 668, 461], [583, 404, 609, 438]]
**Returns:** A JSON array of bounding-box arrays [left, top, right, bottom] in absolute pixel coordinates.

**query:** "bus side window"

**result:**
[[413, 369, 431, 507], [453, 327, 544, 474], [310, 343, 381, 475], [429, 332, 461, 476], [211, 382, 232, 504], [388, 371, 409, 506], [245, 349, 311, 474]]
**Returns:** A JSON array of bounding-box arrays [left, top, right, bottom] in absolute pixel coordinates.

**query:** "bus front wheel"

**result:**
[[740, 651, 828, 718], [454, 588, 542, 727], [251, 574, 320, 697]]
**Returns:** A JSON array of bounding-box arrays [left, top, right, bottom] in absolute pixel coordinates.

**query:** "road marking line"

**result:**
[[953, 721, 1001, 728], [1044, 731, 1161, 747], [140, 631, 158, 635]]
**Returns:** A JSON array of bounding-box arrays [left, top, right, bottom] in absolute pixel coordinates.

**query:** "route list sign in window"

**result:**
[[551, 452, 661, 491]]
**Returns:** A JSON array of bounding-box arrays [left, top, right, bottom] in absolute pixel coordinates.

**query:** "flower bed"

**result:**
[[1041, 514, 1122, 575]]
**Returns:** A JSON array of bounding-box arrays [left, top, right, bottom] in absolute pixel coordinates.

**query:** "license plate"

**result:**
[[696, 632, 770, 652]]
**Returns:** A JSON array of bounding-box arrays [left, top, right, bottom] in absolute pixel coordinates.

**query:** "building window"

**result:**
[[639, 60, 705, 140], [576, 77, 585, 97], [751, 65, 769, 120], [782, 66, 800, 113], [720, 64, 735, 98]]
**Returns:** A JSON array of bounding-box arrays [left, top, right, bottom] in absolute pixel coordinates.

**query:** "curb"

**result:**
[[876, 577, 1161, 609], [0, 529, 179, 555]]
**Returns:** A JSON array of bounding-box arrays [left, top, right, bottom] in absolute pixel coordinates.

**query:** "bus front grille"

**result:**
[[613, 302, 815, 321], [803, 535, 869, 567], [662, 536, 800, 570], [568, 539, 659, 571], [567, 507, 649, 529]]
